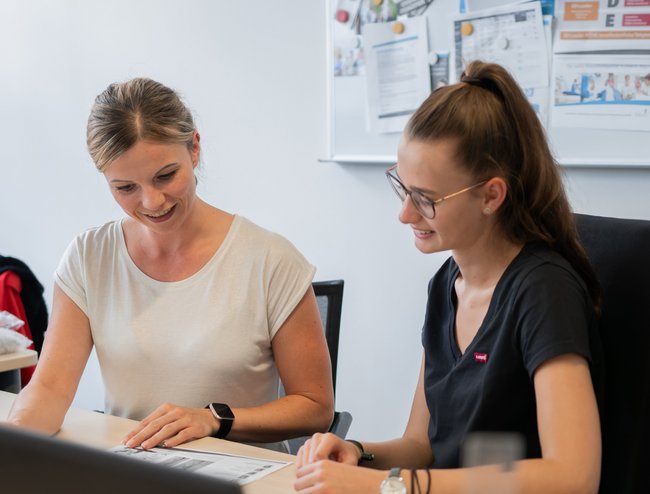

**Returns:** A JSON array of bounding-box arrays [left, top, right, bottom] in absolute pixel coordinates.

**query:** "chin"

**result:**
[[414, 240, 444, 255]]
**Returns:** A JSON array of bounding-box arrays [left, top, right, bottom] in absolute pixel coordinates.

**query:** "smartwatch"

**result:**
[[380, 467, 407, 494], [205, 403, 234, 438]]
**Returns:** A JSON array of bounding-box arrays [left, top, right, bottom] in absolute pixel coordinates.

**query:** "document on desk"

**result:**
[[109, 445, 290, 485]]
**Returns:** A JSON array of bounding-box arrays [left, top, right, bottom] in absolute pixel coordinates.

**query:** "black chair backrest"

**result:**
[[575, 214, 650, 494], [285, 280, 349, 454], [312, 280, 344, 395]]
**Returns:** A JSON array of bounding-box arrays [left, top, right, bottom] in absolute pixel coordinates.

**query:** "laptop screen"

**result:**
[[0, 424, 243, 494]]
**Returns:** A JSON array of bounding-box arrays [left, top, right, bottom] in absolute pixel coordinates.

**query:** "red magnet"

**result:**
[[336, 9, 350, 23]]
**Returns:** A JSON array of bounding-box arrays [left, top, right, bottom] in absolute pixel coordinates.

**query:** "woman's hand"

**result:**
[[294, 459, 387, 493], [296, 433, 361, 468], [122, 402, 218, 450]]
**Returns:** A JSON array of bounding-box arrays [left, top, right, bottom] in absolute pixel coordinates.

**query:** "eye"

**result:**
[[157, 170, 177, 182], [413, 191, 434, 206], [115, 184, 136, 193]]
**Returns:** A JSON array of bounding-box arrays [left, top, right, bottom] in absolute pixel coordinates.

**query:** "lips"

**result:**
[[142, 204, 176, 222], [413, 227, 435, 239]]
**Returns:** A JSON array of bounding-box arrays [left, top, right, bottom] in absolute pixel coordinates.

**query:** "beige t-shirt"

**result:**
[[56, 215, 315, 452]]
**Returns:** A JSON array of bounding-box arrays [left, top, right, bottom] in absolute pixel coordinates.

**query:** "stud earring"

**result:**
[[483, 207, 492, 215]]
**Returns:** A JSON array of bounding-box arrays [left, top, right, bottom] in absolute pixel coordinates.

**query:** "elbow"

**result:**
[[288, 391, 335, 436], [573, 466, 601, 494], [552, 459, 601, 494], [314, 400, 335, 433], [564, 475, 600, 494], [322, 408, 336, 433], [312, 394, 335, 434]]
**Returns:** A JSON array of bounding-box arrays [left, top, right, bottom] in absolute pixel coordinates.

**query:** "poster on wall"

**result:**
[[552, 54, 650, 131], [450, 2, 549, 88], [364, 16, 431, 134], [554, 0, 650, 52]]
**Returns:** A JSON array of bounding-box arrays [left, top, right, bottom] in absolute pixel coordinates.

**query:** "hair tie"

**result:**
[[460, 73, 503, 100], [460, 74, 481, 84]]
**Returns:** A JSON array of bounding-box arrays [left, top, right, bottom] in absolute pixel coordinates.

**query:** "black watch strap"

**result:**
[[347, 439, 375, 464], [205, 403, 234, 438]]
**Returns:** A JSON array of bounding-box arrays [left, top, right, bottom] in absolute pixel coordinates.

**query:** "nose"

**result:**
[[140, 185, 166, 211], [398, 194, 421, 224]]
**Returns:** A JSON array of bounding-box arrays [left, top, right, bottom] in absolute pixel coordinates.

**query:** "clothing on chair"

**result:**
[[0, 256, 49, 386]]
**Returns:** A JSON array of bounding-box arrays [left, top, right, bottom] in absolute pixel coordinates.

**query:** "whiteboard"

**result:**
[[324, 0, 650, 168]]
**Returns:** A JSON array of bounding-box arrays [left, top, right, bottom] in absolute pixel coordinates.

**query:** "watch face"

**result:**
[[380, 477, 407, 494], [209, 403, 234, 420]]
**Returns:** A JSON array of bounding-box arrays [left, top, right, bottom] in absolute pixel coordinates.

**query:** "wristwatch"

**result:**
[[205, 403, 234, 438], [380, 467, 407, 494]]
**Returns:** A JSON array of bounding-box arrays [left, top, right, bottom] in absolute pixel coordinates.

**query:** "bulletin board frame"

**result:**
[[323, 0, 650, 168]]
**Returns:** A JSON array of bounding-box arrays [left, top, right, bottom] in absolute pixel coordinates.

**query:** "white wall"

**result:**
[[1, 0, 649, 442]]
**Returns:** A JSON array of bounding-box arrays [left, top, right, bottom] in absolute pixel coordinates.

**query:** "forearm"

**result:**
[[356, 437, 434, 470], [226, 393, 334, 443], [6, 380, 73, 435], [397, 458, 598, 494]]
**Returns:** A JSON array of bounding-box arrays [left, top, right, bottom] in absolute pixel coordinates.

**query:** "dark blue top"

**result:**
[[422, 242, 602, 468]]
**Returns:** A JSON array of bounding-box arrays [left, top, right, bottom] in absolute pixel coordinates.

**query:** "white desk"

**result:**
[[0, 349, 37, 393], [0, 390, 296, 493], [0, 349, 37, 372]]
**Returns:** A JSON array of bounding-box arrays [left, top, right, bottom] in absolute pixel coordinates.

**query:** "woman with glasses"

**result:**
[[295, 61, 602, 494], [7, 78, 334, 453]]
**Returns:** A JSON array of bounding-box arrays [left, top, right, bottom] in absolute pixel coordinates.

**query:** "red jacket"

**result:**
[[0, 270, 36, 385]]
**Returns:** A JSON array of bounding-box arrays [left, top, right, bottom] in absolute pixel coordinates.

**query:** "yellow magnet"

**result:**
[[393, 21, 405, 34], [461, 22, 474, 36], [372, 0, 383, 6]]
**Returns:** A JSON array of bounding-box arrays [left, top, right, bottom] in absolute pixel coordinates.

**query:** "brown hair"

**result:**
[[86, 78, 195, 172], [405, 61, 600, 312]]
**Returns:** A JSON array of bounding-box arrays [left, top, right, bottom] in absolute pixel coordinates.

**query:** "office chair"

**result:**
[[575, 214, 650, 494], [286, 280, 352, 454]]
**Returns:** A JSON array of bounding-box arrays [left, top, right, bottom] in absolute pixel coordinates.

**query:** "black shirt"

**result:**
[[422, 242, 601, 468]]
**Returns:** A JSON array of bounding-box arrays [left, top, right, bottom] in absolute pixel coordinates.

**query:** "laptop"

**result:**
[[0, 424, 242, 494]]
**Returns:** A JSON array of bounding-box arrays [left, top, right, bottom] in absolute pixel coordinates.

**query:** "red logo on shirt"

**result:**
[[474, 352, 488, 364]]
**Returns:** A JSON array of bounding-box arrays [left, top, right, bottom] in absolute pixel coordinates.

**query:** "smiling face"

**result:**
[[394, 137, 490, 255], [103, 135, 200, 234]]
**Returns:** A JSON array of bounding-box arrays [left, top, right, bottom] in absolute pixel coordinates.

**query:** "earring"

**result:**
[[483, 207, 492, 215]]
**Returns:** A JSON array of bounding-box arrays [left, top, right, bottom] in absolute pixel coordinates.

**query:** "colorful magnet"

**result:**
[[392, 21, 405, 34], [460, 22, 474, 36], [335, 9, 349, 23]]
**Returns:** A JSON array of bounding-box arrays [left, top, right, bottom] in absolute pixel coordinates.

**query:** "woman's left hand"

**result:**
[[121, 402, 218, 449], [294, 460, 387, 493]]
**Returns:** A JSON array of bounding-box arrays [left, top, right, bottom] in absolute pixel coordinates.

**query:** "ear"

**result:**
[[482, 177, 507, 215], [191, 131, 201, 168]]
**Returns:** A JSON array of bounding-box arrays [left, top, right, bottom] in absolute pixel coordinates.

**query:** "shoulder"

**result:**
[[232, 216, 307, 258], [501, 243, 592, 320], [65, 220, 121, 258], [74, 220, 120, 243], [427, 256, 458, 293], [490, 243, 593, 326], [509, 243, 584, 288]]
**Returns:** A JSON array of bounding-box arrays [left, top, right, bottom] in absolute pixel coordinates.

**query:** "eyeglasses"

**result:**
[[385, 164, 487, 219]]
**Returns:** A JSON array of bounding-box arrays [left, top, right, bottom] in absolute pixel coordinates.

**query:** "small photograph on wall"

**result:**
[[552, 54, 650, 132]]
